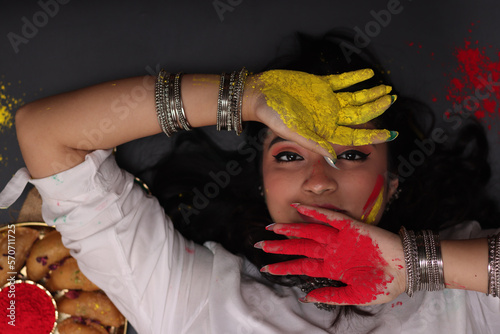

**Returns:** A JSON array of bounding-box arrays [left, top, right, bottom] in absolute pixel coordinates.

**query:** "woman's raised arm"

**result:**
[[15, 74, 261, 179]]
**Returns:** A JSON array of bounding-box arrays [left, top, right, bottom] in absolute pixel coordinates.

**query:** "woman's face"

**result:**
[[261, 129, 399, 226]]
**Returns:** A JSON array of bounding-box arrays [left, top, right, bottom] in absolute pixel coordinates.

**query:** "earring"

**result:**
[[258, 185, 264, 197], [385, 187, 402, 212]]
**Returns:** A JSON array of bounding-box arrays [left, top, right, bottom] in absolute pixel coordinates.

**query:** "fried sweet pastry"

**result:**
[[0, 227, 39, 286], [45, 257, 100, 292], [26, 230, 71, 281], [58, 291, 125, 327], [58, 317, 109, 334]]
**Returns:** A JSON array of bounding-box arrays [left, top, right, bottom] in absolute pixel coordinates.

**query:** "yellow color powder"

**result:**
[[0, 106, 12, 129], [259, 69, 395, 160], [362, 187, 385, 224], [0, 81, 24, 132]]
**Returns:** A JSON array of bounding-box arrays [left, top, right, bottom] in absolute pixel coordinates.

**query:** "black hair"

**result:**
[[133, 30, 499, 328]]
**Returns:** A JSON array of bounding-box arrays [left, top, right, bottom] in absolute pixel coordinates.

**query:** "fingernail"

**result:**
[[260, 265, 269, 273], [254, 241, 264, 249], [388, 130, 399, 141], [385, 85, 392, 94], [265, 223, 275, 231], [298, 297, 311, 303], [391, 95, 397, 104], [324, 156, 339, 169]]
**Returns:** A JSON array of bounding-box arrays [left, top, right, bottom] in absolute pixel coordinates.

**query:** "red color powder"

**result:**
[[263, 206, 393, 305], [361, 174, 384, 218], [0, 281, 57, 334], [445, 28, 500, 129]]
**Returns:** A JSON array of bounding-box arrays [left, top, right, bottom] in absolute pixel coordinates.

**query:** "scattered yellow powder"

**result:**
[[0, 80, 24, 132]]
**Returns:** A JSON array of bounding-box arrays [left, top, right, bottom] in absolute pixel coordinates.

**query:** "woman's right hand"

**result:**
[[245, 69, 397, 165]]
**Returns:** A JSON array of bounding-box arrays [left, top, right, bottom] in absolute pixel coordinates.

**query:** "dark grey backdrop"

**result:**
[[1, 0, 499, 222], [1, 2, 499, 333]]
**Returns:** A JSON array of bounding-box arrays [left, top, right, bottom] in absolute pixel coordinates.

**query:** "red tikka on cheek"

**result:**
[[361, 174, 385, 224], [280, 206, 393, 304]]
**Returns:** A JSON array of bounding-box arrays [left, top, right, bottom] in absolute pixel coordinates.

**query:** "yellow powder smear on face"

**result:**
[[362, 188, 384, 224]]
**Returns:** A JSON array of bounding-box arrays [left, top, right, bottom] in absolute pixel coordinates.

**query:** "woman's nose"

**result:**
[[302, 158, 338, 195]]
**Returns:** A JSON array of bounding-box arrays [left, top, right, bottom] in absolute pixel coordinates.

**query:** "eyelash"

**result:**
[[272, 150, 369, 163], [273, 151, 304, 163], [337, 150, 370, 161]]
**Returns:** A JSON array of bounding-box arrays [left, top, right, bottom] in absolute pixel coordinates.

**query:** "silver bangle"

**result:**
[[173, 72, 192, 131], [217, 72, 231, 131], [232, 67, 248, 135], [487, 235, 496, 296], [399, 227, 418, 297], [488, 233, 500, 297]]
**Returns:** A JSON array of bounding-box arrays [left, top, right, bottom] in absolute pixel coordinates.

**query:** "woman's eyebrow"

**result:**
[[267, 136, 289, 150]]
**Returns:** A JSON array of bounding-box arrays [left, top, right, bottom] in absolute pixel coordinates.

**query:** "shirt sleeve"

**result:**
[[30, 150, 215, 334]]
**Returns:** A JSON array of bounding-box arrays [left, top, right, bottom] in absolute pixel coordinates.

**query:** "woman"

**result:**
[[1, 34, 499, 333]]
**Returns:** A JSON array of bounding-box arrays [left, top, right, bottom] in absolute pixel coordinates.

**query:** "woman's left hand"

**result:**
[[256, 204, 406, 305]]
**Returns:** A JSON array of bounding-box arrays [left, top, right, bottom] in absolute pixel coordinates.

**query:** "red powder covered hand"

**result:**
[[256, 204, 406, 305]]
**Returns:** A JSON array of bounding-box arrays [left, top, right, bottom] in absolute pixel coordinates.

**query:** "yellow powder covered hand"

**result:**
[[257, 69, 397, 164]]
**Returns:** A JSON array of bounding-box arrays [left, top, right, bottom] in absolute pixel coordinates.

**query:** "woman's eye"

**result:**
[[273, 151, 304, 162], [337, 150, 370, 161]]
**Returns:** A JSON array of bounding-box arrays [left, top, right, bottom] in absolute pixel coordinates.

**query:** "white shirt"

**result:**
[[1, 149, 499, 334]]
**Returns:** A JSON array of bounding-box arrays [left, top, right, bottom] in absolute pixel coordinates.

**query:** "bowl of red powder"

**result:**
[[0, 279, 58, 334]]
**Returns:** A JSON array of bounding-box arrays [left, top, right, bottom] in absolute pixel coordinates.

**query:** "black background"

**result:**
[[1, 0, 499, 223]]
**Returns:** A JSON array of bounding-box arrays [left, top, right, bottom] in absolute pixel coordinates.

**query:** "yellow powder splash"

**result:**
[[0, 80, 24, 132]]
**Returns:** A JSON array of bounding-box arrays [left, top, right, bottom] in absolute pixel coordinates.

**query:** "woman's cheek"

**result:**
[[360, 174, 385, 224]]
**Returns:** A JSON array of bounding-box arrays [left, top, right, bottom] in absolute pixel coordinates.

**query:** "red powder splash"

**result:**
[[444, 25, 500, 130], [261, 206, 393, 305]]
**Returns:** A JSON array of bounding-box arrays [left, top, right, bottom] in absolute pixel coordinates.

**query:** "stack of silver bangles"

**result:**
[[217, 67, 249, 135], [399, 227, 445, 297], [487, 233, 500, 297], [155, 70, 192, 136], [155, 68, 249, 137]]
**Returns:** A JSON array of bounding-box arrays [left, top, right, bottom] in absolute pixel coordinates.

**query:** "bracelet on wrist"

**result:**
[[155, 69, 192, 137], [399, 226, 445, 297], [487, 233, 500, 297]]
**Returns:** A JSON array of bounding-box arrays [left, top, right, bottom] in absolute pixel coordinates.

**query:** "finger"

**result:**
[[303, 285, 376, 305], [258, 239, 325, 258], [323, 69, 375, 91], [273, 126, 339, 166], [292, 204, 353, 230], [272, 223, 339, 244], [326, 127, 398, 146], [338, 95, 394, 125], [336, 85, 392, 107], [262, 258, 331, 277]]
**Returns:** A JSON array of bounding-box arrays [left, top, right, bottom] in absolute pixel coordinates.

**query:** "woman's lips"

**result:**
[[312, 204, 346, 214]]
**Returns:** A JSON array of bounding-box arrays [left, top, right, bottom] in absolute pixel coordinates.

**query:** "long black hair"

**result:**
[[130, 30, 499, 327]]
